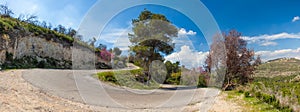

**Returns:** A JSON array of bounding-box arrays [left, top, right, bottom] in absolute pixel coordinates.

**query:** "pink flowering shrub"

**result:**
[[100, 49, 113, 62]]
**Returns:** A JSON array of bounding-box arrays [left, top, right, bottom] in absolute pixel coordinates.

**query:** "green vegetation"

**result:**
[[165, 72, 181, 85], [0, 17, 74, 43], [232, 58, 300, 111], [228, 89, 294, 112], [97, 69, 160, 89], [255, 58, 300, 77], [1, 52, 71, 69], [248, 75, 300, 110], [97, 68, 208, 89], [197, 74, 207, 87], [128, 9, 178, 79], [226, 90, 281, 112]]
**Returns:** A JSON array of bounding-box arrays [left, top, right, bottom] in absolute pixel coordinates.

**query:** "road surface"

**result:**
[[22, 68, 220, 111]]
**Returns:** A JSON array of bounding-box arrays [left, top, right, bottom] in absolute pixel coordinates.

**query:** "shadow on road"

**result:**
[[159, 86, 198, 91]]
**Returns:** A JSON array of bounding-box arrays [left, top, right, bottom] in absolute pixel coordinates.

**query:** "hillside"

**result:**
[[237, 58, 300, 111], [254, 58, 300, 77], [0, 16, 109, 69]]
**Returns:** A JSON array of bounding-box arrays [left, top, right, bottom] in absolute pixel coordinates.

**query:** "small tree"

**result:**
[[113, 47, 122, 56], [67, 28, 77, 37]]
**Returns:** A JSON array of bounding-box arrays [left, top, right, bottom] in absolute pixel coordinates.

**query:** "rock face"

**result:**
[[0, 32, 98, 69], [16, 36, 72, 61]]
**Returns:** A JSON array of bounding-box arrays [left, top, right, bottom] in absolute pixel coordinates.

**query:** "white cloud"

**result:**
[[243, 32, 300, 42], [172, 28, 197, 51], [1, 0, 90, 29], [99, 28, 132, 43], [165, 45, 208, 69], [178, 28, 197, 37], [97, 28, 132, 52], [1, 0, 40, 15], [260, 41, 277, 46], [242, 32, 300, 46], [256, 47, 300, 62], [98, 27, 197, 53], [292, 16, 300, 22]]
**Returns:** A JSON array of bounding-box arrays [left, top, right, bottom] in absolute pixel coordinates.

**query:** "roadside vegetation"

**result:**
[[222, 58, 300, 112], [97, 69, 160, 89], [204, 30, 299, 111], [225, 90, 281, 112], [237, 58, 300, 111]]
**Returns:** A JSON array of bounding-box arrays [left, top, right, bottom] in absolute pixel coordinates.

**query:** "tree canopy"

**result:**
[[129, 10, 178, 71]]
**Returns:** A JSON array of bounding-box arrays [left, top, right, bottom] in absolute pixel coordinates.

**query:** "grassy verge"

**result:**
[[226, 90, 281, 112], [96, 69, 160, 90], [228, 74, 298, 112]]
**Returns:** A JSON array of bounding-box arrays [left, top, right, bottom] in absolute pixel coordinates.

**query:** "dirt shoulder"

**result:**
[[0, 70, 99, 111], [209, 92, 245, 112]]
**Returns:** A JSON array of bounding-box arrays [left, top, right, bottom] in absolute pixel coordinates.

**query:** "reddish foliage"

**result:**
[[99, 48, 113, 62]]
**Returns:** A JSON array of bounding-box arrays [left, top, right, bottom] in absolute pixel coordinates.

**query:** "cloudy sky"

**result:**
[[2, 0, 300, 68]]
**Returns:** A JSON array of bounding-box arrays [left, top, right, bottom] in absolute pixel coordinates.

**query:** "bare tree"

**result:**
[[205, 33, 226, 88], [0, 3, 14, 17], [21, 14, 39, 24]]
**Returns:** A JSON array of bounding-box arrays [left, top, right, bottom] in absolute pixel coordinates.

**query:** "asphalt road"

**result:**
[[22, 68, 220, 111]]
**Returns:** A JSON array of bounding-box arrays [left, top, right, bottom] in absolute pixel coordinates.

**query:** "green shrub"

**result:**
[[166, 72, 181, 85], [97, 69, 160, 89], [254, 91, 262, 99], [244, 91, 250, 98], [197, 75, 207, 87], [0, 19, 13, 33], [238, 89, 244, 93], [37, 60, 46, 68], [97, 71, 117, 83], [130, 69, 143, 75]]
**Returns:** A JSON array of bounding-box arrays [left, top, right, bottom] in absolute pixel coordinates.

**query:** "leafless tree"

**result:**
[[0, 3, 14, 17]]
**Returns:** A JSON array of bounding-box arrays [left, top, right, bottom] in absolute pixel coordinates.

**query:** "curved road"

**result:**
[[22, 68, 220, 111]]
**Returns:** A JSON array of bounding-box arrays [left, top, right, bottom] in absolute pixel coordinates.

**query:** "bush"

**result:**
[[96, 69, 160, 89], [97, 71, 117, 83], [130, 69, 143, 75], [166, 72, 181, 85], [0, 19, 13, 34], [244, 91, 250, 98], [198, 75, 207, 87], [37, 60, 46, 68]]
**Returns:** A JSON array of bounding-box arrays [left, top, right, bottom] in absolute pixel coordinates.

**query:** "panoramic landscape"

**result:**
[[0, 0, 300, 112]]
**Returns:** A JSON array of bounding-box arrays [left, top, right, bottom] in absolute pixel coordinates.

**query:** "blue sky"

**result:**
[[2, 0, 300, 68]]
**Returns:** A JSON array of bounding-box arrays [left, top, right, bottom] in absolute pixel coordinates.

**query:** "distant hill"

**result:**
[[266, 57, 300, 63], [254, 57, 300, 77]]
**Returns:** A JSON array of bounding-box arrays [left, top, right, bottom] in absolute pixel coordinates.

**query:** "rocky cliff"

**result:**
[[0, 31, 98, 69]]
